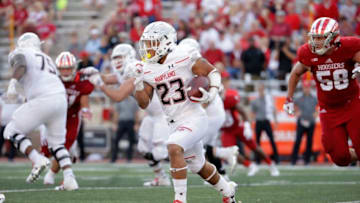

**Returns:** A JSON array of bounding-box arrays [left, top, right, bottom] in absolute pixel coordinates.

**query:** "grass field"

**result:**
[[0, 162, 359, 203]]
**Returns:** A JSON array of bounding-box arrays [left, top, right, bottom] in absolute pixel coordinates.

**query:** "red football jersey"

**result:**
[[297, 37, 360, 109], [63, 72, 94, 117], [222, 89, 241, 132]]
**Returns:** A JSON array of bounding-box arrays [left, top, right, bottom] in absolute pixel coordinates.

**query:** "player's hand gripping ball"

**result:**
[[187, 76, 210, 102]]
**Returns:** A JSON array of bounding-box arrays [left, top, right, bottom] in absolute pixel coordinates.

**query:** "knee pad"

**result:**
[[5, 123, 32, 154], [50, 146, 72, 168], [186, 153, 206, 174]]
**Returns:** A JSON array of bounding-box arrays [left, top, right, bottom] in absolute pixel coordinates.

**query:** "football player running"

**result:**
[[284, 17, 360, 166], [179, 38, 238, 177], [82, 44, 171, 187], [221, 73, 279, 177], [41, 51, 94, 189], [4, 32, 78, 190], [129, 22, 238, 203]]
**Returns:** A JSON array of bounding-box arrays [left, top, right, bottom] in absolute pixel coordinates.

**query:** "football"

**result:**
[[187, 76, 210, 102]]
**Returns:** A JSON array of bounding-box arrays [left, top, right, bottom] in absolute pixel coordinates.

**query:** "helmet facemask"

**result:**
[[308, 31, 339, 55], [58, 66, 76, 82]]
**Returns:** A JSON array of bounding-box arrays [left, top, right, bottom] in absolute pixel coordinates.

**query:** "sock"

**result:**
[[264, 157, 272, 165], [213, 175, 232, 197], [63, 168, 74, 179], [28, 149, 41, 164], [214, 147, 229, 159], [152, 162, 166, 178], [48, 169, 56, 177], [243, 159, 251, 167], [173, 179, 187, 202]]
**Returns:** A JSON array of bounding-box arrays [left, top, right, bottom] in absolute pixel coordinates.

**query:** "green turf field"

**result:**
[[0, 163, 359, 203]]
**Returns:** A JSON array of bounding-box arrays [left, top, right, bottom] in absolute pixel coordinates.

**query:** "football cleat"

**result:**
[[222, 181, 238, 203], [26, 156, 50, 183], [144, 176, 171, 187], [55, 175, 79, 191], [173, 200, 184, 203], [43, 170, 55, 185], [269, 162, 280, 177], [247, 163, 259, 177], [226, 146, 239, 175]]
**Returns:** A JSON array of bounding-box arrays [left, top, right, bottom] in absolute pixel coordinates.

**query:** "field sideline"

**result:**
[[0, 163, 359, 203]]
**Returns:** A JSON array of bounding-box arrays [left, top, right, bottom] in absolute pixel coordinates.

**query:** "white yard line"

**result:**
[[1, 181, 359, 193]]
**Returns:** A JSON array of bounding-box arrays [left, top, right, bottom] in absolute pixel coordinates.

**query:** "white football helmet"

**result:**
[[139, 21, 177, 63], [17, 32, 42, 51], [111, 43, 136, 71], [179, 38, 201, 52], [308, 17, 340, 55], [55, 51, 77, 81]]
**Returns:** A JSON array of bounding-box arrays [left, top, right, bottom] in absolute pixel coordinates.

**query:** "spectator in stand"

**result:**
[[227, 41, 242, 79], [175, 20, 190, 43], [356, 7, 360, 36], [201, 0, 223, 15], [84, 26, 102, 60], [241, 37, 265, 79], [284, 2, 300, 33], [103, 12, 128, 36], [12, 0, 28, 36], [314, 0, 339, 21], [339, 0, 357, 25], [0, 0, 12, 27], [94, 36, 111, 71], [136, 0, 162, 23], [129, 17, 144, 45], [55, 0, 68, 20], [291, 81, 318, 165], [83, 0, 107, 12], [251, 83, 279, 164], [269, 10, 291, 50], [105, 26, 120, 50], [27, 1, 47, 25], [173, 0, 196, 22], [68, 31, 82, 58], [339, 16, 355, 36], [36, 14, 56, 54], [78, 51, 94, 70], [199, 14, 219, 51], [203, 40, 225, 65], [277, 37, 296, 80]]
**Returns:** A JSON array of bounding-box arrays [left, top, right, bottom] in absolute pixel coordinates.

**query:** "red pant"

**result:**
[[41, 115, 81, 157], [320, 97, 360, 166], [221, 125, 257, 150]]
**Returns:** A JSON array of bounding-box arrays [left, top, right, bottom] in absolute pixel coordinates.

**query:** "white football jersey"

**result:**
[[142, 43, 206, 121], [114, 59, 165, 118], [8, 48, 65, 100]]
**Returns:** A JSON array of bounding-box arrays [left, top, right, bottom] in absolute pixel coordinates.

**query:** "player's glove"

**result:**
[[190, 87, 218, 104], [243, 121, 253, 140], [283, 97, 294, 115], [6, 78, 18, 100], [351, 64, 360, 79], [80, 66, 99, 75], [125, 62, 144, 91], [89, 74, 104, 87]]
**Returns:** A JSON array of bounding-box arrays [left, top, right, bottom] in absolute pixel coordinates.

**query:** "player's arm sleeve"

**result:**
[[351, 38, 360, 62], [82, 81, 95, 95], [296, 46, 312, 67], [9, 51, 27, 80]]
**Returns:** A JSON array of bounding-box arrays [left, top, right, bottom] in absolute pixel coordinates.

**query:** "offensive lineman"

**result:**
[[129, 21, 237, 203], [4, 32, 78, 190]]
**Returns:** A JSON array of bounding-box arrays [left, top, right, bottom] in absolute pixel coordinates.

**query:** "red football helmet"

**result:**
[[308, 17, 340, 55], [55, 51, 77, 81]]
